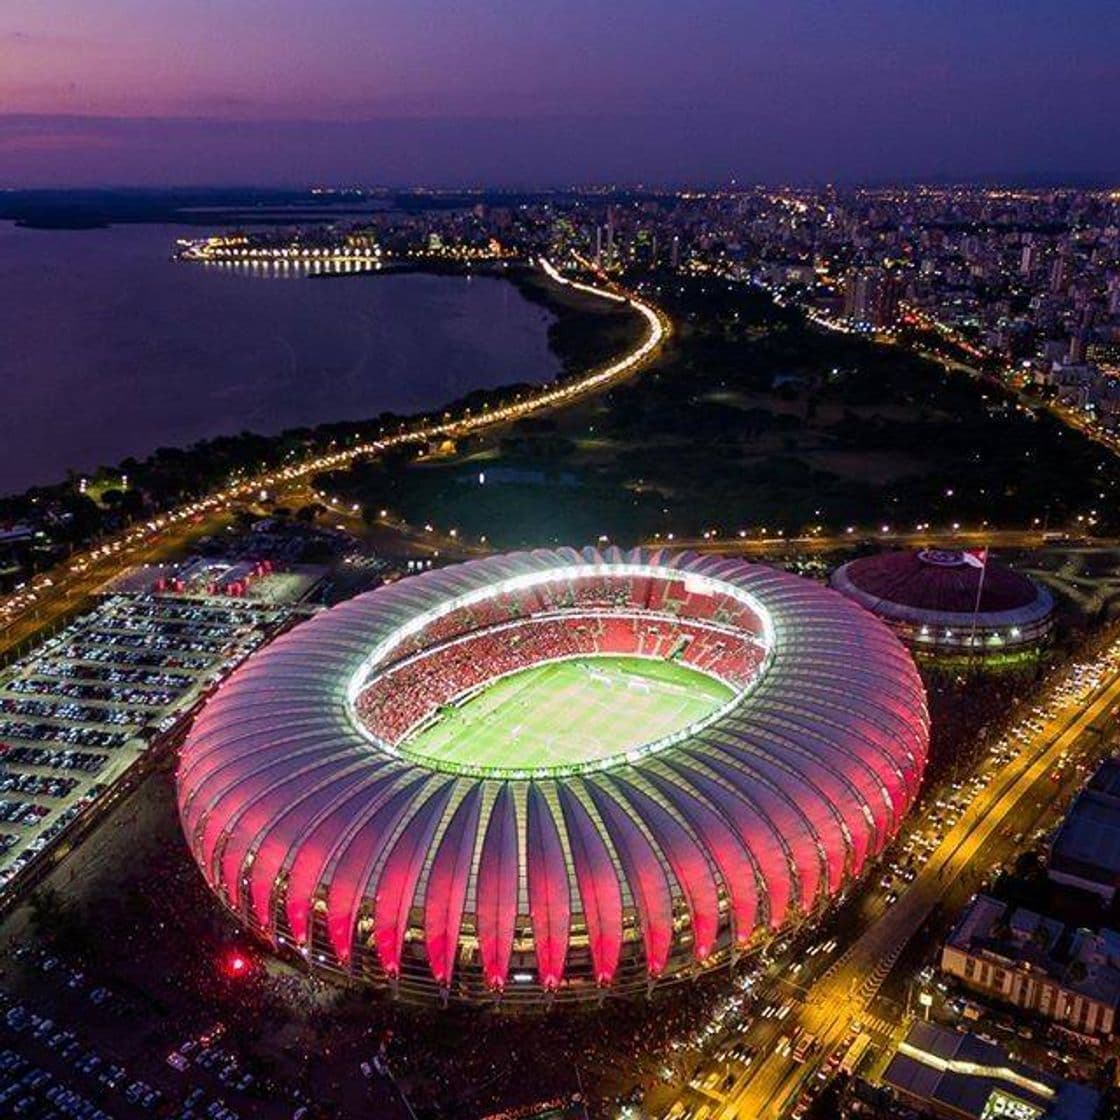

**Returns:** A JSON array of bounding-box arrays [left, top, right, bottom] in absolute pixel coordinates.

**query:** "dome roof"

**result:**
[[177, 546, 929, 1005], [831, 550, 1052, 629]]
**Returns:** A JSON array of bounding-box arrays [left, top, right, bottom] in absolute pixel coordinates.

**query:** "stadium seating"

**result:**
[[356, 608, 764, 746], [382, 574, 766, 671]]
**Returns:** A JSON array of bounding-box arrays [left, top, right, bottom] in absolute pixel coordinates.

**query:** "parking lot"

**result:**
[[0, 940, 306, 1120], [0, 594, 294, 891], [0, 759, 410, 1120]]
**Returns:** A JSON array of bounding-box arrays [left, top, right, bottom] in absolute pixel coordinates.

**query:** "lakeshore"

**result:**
[[0, 222, 574, 495]]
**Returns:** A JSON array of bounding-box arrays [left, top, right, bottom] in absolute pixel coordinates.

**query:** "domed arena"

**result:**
[[177, 547, 929, 1007], [830, 549, 1054, 662]]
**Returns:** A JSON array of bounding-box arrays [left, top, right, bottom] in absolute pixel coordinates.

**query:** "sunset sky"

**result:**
[[2, 0, 1117, 186]]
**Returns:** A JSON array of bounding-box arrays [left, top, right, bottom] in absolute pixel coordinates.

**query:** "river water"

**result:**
[[0, 222, 559, 494]]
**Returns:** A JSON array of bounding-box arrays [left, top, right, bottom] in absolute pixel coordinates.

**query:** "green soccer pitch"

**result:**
[[398, 656, 734, 775]]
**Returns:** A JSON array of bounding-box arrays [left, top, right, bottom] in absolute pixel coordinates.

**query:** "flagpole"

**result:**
[[967, 548, 988, 665]]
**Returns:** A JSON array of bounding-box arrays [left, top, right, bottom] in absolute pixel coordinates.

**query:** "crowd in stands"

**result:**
[[391, 574, 765, 663], [356, 608, 765, 746]]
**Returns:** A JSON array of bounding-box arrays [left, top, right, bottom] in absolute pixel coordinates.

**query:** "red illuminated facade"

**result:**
[[177, 547, 929, 1007]]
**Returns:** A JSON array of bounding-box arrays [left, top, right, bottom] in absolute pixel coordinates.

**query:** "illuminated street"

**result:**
[[0, 259, 667, 660], [655, 637, 1120, 1119], [3, 6, 1120, 1118]]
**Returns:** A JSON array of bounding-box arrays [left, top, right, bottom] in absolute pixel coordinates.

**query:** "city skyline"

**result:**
[[2, 0, 1119, 186], [4, 6, 1120, 1115]]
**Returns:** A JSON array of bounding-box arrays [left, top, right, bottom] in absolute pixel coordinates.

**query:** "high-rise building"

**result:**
[[843, 267, 901, 329], [842, 268, 874, 323], [1050, 251, 1070, 295], [875, 271, 902, 328]]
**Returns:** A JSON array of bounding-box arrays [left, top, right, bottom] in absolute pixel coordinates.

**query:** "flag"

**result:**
[[962, 547, 987, 569]]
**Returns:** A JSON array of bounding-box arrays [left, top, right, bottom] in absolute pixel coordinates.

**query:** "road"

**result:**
[[696, 653, 1120, 1118], [0, 509, 238, 663], [5, 259, 1115, 663], [650, 528, 1106, 557], [0, 260, 668, 661], [904, 304, 1120, 465]]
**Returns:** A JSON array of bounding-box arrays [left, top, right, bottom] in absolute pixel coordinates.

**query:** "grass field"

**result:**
[[400, 656, 733, 774]]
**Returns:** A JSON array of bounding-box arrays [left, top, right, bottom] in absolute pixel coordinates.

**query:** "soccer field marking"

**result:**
[[402, 656, 733, 772]]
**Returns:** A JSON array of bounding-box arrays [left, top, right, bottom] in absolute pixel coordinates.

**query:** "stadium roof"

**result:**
[[830, 549, 1053, 630], [177, 546, 929, 1001]]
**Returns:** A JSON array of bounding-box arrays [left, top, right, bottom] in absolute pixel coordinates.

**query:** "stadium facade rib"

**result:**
[[177, 546, 929, 1006]]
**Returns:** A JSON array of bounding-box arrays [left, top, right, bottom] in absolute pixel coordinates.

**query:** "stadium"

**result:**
[[177, 547, 929, 1007], [830, 549, 1054, 664]]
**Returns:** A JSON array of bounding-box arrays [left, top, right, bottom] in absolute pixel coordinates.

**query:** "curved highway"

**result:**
[[0, 260, 669, 659]]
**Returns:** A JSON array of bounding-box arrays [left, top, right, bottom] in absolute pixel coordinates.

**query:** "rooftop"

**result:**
[[947, 893, 1120, 1011], [882, 1022, 1098, 1120], [831, 549, 1052, 625], [1050, 758, 1120, 884]]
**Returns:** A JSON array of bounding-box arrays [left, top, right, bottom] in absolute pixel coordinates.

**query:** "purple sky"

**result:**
[[1, 0, 1117, 186]]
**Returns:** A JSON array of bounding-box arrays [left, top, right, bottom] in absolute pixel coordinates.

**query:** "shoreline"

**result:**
[[0, 260, 666, 645], [0, 258, 639, 506]]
